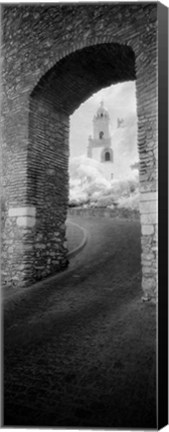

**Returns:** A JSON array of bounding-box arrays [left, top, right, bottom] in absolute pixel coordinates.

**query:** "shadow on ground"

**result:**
[[3, 216, 156, 429]]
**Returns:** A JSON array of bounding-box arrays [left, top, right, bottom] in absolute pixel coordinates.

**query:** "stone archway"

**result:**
[[26, 42, 136, 283], [101, 147, 114, 163], [2, 4, 157, 300]]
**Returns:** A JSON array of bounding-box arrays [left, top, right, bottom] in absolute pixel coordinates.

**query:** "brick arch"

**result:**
[[2, 4, 158, 300], [30, 42, 136, 114], [28, 36, 136, 97], [27, 41, 136, 282]]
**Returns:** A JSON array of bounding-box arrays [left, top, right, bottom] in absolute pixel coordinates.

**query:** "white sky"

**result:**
[[70, 81, 137, 159]]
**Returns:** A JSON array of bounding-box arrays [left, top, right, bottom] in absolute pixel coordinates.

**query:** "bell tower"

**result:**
[[87, 101, 114, 180], [93, 100, 111, 141]]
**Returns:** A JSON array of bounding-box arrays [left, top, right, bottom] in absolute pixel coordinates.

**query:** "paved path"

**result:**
[[3, 216, 156, 429]]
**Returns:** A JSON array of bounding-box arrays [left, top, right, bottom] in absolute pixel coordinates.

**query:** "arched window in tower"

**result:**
[[99, 131, 104, 139], [105, 151, 110, 161]]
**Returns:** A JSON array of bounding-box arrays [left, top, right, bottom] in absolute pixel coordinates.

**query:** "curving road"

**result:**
[[3, 215, 156, 429]]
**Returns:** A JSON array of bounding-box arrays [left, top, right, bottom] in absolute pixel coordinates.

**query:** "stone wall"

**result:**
[[2, 3, 158, 299], [68, 207, 140, 221]]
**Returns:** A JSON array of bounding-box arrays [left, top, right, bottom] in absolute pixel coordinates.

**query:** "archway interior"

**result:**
[[31, 43, 136, 114], [28, 42, 136, 281], [69, 80, 138, 209]]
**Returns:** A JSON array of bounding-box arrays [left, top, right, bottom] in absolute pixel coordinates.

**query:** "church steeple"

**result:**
[[95, 100, 109, 119], [93, 101, 111, 141], [87, 101, 114, 181]]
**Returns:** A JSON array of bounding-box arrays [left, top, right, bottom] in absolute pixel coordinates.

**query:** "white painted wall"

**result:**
[[92, 147, 102, 162]]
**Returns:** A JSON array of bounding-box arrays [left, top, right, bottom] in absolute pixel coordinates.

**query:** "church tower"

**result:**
[[87, 101, 114, 181]]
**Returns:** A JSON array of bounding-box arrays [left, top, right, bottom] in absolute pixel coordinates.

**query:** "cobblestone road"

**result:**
[[3, 216, 156, 429]]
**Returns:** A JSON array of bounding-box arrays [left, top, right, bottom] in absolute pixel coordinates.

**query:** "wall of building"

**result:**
[[91, 147, 103, 162], [93, 117, 110, 140], [2, 3, 158, 299], [68, 207, 140, 220]]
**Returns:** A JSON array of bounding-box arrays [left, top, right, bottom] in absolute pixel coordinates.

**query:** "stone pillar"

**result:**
[[140, 193, 158, 301], [1, 92, 33, 287], [2, 86, 70, 287], [26, 94, 69, 283], [136, 31, 158, 301], [2, 207, 37, 287]]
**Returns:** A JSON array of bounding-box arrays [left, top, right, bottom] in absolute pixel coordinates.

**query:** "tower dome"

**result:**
[[95, 101, 109, 119]]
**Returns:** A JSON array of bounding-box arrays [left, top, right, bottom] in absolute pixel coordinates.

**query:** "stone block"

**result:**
[[17, 216, 36, 227], [142, 276, 156, 292], [36, 233, 43, 241], [23, 244, 33, 251], [46, 168, 55, 175], [140, 213, 157, 224], [141, 260, 152, 267], [139, 200, 157, 214], [140, 192, 157, 202], [141, 253, 154, 261], [35, 243, 46, 249], [141, 224, 154, 235], [9, 206, 36, 217], [142, 266, 156, 274]]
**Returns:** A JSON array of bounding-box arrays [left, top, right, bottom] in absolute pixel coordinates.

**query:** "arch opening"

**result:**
[[69, 81, 138, 209], [31, 42, 136, 115], [105, 151, 110, 161], [100, 146, 114, 164], [27, 42, 136, 282]]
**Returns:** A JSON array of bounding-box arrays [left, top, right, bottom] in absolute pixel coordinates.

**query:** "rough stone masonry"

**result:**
[[1, 3, 158, 300]]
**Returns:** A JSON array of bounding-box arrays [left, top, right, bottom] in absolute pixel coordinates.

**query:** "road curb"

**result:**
[[67, 220, 88, 259]]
